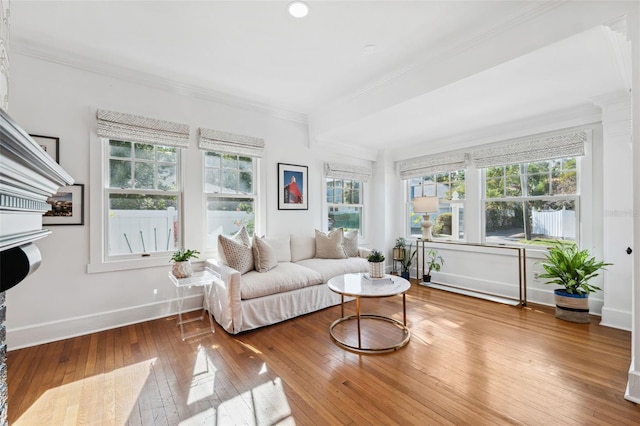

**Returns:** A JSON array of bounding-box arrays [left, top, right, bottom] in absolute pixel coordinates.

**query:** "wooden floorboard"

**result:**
[[7, 281, 640, 425]]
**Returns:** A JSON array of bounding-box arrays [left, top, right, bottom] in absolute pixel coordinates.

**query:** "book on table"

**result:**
[[363, 274, 393, 284]]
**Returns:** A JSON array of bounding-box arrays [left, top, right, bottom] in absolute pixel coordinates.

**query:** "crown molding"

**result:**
[[11, 39, 308, 124]]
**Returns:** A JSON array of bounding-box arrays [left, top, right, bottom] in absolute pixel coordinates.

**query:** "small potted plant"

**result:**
[[424, 249, 444, 283], [399, 243, 417, 280], [393, 237, 407, 261], [170, 248, 200, 278], [538, 244, 611, 323], [367, 249, 385, 279]]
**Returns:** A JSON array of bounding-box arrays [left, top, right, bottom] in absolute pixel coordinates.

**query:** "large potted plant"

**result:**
[[399, 243, 416, 280], [367, 249, 385, 279], [538, 244, 611, 323], [170, 248, 200, 278], [424, 249, 444, 283]]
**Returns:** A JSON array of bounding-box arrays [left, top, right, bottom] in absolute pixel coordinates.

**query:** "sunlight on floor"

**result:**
[[14, 358, 156, 425], [186, 345, 218, 405]]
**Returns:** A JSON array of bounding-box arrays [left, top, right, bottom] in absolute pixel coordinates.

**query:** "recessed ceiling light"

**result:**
[[288, 1, 309, 18], [363, 44, 378, 55]]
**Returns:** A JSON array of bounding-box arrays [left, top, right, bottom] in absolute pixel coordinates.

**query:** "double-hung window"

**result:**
[[199, 128, 264, 248], [323, 163, 372, 237], [326, 178, 363, 236], [107, 141, 181, 256], [96, 110, 190, 262], [473, 130, 586, 246], [409, 170, 465, 240], [204, 152, 256, 247], [483, 158, 578, 245]]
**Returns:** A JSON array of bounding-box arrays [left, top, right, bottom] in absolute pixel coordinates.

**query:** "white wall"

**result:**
[[5, 53, 372, 349]]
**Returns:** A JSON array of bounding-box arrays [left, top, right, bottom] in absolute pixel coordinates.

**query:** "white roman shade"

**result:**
[[323, 162, 372, 182], [198, 128, 265, 158], [96, 109, 190, 147], [397, 151, 467, 179], [471, 130, 586, 168]]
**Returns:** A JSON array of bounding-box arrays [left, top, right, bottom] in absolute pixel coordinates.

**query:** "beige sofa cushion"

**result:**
[[315, 229, 347, 259], [290, 235, 316, 262], [240, 262, 323, 300], [295, 257, 369, 283], [253, 235, 278, 273]]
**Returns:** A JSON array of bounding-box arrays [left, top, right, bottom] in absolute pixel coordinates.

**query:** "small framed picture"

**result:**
[[43, 184, 84, 225], [278, 163, 308, 210], [31, 134, 60, 164]]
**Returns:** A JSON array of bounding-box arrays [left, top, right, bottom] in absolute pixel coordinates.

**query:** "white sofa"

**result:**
[[205, 233, 370, 334]]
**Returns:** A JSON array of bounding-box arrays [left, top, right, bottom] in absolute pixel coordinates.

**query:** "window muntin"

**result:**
[[106, 140, 180, 257], [204, 152, 256, 248], [409, 170, 465, 240], [326, 178, 363, 236], [483, 157, 578, 246]]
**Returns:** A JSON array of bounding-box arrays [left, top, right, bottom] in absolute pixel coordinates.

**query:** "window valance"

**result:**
[[397, 151, 467, 179], [323, 162, 372, 182], [471, 130, 586, 168], [198, 128, 264, 158], [96, 109, 190, 148]]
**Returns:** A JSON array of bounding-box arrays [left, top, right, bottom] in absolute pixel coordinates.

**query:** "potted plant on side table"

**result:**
[[367, 249, 385, 279], [399, 243, 417, 280], [171, 248, 200, 278], [538, 244, 611, 323], [423, 249, 444, 284]]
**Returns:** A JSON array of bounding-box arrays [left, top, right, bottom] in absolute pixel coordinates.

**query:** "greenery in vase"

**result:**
[[426, 249, 444, 277], [171, 249, 200, 262], [367, 249, 385, 263], [538, 244, 611, 295], [394, 237, 406, 248]]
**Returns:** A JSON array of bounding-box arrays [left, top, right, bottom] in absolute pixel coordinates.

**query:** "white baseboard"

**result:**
[[599, 306, 632, 331], [625, 363, 640, 403], [7, 294, 204, 350]]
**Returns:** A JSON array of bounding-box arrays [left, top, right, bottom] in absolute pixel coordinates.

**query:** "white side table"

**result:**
[[168, 268, 218, 340]]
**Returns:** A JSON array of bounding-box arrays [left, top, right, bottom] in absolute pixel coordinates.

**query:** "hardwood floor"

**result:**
[[7, 281, 640, 425]]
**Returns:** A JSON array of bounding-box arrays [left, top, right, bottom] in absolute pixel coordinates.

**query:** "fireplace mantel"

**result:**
[[0, 108, 74, 252]]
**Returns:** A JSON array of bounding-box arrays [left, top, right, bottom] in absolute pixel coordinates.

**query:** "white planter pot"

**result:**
[[369, 261, 385, 279], [171, 260, 192, 278]]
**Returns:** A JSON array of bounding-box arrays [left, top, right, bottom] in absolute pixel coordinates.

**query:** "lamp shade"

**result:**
[[413, 196, 439, 213]]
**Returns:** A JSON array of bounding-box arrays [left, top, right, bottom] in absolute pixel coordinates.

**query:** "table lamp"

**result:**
[[413, 196, 439, 241]]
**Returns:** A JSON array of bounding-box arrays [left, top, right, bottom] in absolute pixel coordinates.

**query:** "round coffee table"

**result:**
[[327, 273, 411, 354]]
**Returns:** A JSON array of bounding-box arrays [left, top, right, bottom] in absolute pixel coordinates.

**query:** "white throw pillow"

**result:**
[[218, 229, 254, 274], [253, 235, 278, 273], [315, 229, 347, 259], [263, 235, 292, 262], [343, 229, 359, 257]]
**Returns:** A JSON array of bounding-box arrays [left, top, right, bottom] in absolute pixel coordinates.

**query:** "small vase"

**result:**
[[172, 260, 192, 278], [369, 261, 384, 279]]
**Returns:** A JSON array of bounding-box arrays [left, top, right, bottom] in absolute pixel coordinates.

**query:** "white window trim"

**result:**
[[88, 134, 185, 273], [479, 157, 583, 247], [202, 152, 261, 255], [324, 177, 366, 239]]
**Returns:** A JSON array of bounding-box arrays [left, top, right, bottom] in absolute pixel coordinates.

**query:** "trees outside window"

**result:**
[[409, 170, 465, 240], [204, 152, 256, 248], [106, 140, 180, 257], [483, 157, 578, 245], [326, 178, 363, 236]]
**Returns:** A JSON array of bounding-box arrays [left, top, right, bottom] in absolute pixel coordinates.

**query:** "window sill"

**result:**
[[87, 257, 206, 274]]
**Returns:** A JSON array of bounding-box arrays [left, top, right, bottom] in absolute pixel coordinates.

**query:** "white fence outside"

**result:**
[[109, 208, 178, 255], [532, 208, 575, 240]]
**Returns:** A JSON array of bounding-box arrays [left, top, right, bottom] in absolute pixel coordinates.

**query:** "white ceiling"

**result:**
[[9, 1, 630, 160]]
